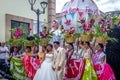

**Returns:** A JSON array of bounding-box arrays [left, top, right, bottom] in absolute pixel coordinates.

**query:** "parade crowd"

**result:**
[[0, 20, 116, 80]]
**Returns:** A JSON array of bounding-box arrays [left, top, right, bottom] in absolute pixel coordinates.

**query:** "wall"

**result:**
[[0, 0, 48, 41]]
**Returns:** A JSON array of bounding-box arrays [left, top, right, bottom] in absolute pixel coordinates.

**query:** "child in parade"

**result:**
[[93, 43, 116, 80], [81, 42, 97, 80]]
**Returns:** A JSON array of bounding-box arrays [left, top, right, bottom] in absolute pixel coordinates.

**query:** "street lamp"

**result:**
[[28, 0, 48, 33]]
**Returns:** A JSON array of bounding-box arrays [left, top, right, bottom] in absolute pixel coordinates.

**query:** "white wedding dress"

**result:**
[[33, 54, 57, 80]]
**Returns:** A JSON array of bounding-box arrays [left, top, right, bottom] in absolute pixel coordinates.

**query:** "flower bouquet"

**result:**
[[93, 15, 118, 44], [78, 16, 95, 42], [34, 26, 54, 46], [8, 27, 25, 46], [64, 27, 80, 43]]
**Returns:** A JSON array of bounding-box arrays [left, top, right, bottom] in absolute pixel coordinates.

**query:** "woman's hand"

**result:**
[[75, 53, 80, 56]]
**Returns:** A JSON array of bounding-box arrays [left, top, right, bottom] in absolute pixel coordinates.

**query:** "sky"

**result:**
[[56, 0, 120, 13]]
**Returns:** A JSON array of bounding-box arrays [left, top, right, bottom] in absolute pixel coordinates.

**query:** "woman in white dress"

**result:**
[[33, 44, 57, 80]]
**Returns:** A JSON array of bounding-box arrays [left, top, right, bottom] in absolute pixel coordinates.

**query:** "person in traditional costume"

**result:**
[[39, 46, 46, 59], [34, 44, 57, 80], [93, 43, 116, 80], [10, 46, 20, 58], [0, 41, 13, 79], [81, 41, 97, 80], [64, 43, 86, 80], [75, 42, 84, 59], [22, 45, 41, 79]]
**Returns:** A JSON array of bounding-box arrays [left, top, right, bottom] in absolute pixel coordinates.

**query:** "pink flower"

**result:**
[[40, 32, 44, 36], [102, 28, 107, 32], [88, 23, 92, 28], [90, 18, 95, 24], [100, 18, 105, 25], [64, 30, 68, 33], [13, 28, 23, 38], [65, 20, 71, 26], [107, 18, 112, 23], [80, 19, 85, 24], [82, 24, 87, 30]]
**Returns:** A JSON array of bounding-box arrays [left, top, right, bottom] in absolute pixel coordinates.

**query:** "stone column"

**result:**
[[48, 0, 56, 27]]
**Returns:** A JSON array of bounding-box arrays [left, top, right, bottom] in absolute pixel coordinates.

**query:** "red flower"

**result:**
[[28, 28, 32, 32], [43, 26, 47, 30]]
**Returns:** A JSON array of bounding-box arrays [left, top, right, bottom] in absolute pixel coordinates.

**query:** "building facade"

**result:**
[[0, 0, 56, 41]]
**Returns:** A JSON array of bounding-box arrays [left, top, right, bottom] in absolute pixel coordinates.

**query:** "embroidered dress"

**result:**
[[64, 50, 86, 80], [10, 57, 27, 80], [81, 49, 98, 80], [22, 54, 41, 79], [93, 51, 116, 80]]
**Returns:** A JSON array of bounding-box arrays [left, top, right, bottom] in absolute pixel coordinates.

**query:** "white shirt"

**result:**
[[50, 29, 63, 46], [0, 46, 9, 59]]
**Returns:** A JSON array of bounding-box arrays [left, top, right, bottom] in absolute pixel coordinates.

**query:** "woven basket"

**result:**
[[81, 35, 93, 42], [96, 36, 106, 44], [65, 36, 76, 43], [11, 40, 19, 47], [24, 40, 34, 47], [40, 40, 49, 46]]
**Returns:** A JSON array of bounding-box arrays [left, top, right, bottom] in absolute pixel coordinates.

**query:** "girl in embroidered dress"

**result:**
[[81, 42, 97, 80], [93, 43, 116, 80], [64, 43, 86, 80]]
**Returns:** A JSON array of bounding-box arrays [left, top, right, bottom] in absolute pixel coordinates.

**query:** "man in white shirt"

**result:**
[[50, 20, 64, 47], [0, 41, 9, 59]]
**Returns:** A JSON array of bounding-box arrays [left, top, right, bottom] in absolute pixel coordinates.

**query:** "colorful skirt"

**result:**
[[94, 63, 116, 80], [22, 54, 41, 79], [0, 59, 13, 79], [10, 57, 27, 80], [82, 58, 98, 80], [64, 58, 86, 80]]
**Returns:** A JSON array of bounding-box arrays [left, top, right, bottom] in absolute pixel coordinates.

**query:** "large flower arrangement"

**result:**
[[8, 27, 25, 46], [78, 16, 96, 42], [93, 15, 118, 44], [64, 27, 80, 43], [34, 26, 54, 46], [7, 26, 35, 47]]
